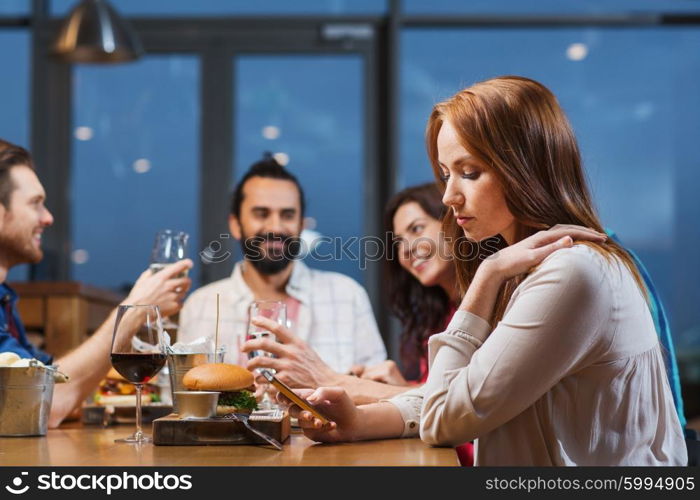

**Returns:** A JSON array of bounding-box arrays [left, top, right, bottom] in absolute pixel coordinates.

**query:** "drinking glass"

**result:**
[[110, 305, 166, 444], [150, 229, 189, 329], [247, 300, 286, 409]]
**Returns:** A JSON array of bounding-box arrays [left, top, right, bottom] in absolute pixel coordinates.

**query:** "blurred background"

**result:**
[[1, 0, 699, 418]]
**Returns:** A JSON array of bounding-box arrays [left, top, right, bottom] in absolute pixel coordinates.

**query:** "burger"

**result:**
[[182, 363, 258, 415], [94, 367, 160, 406]]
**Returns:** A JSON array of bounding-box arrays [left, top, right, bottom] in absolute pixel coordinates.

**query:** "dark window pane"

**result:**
[[0, 1, 28, 15], [71, 57, 200, 292], [0, 30, 30, 282], [0, 30, 29, 149], [400, 27, 700, 351], [403, 0, 700, 14], [234, 55, 365, 283], [53, 0, 386, 16]]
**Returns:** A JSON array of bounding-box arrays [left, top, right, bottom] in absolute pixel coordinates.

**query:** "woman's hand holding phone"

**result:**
[[277, 386, 362, 443]]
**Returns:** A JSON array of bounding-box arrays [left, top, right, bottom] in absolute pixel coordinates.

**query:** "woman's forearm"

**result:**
[[339, 375, 413, 405], [354, 402, 406, 441], [458, 262, 504, 323]]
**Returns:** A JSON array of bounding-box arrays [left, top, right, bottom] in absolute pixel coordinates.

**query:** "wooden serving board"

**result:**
[[152, 410, 290, 446]]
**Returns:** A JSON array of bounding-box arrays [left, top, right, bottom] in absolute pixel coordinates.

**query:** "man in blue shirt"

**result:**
[[0, 139, 192, 427]]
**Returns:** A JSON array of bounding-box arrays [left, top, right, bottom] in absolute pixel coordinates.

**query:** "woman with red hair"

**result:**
[[285, 76, 687, 466]]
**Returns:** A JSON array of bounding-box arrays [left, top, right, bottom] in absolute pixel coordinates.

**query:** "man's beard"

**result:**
[[240, 232, 301, 275], [0, 228, 43, 267]]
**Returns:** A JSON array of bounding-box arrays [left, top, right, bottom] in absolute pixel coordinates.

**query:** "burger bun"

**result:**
[[183, 363, 254, 392]]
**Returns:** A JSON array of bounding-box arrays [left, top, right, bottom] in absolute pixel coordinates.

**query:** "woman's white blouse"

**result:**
[[389, 245, 687, 466]]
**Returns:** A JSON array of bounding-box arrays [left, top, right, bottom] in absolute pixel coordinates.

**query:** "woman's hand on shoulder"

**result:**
[[481, 225, 607, 281]]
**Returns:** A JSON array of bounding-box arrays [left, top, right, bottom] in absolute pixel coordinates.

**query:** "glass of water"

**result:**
[[150, 229, 189, 329], [246, 300, 286, 409]]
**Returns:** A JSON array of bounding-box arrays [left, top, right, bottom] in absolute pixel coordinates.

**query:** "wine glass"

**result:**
[[110, 304, 167, 444], [150, 229, 189, 330], [247, 300, 286, 410]]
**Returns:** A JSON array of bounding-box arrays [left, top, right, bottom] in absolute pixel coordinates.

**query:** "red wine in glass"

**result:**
[[110, 304, 165, 444], [111, 353, 167, 383]]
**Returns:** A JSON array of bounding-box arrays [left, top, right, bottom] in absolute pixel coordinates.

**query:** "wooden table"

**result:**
[[0, 425, 459, 466]]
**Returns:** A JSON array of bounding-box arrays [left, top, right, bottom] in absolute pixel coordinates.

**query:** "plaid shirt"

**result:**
[[178, 261, 386, 373]]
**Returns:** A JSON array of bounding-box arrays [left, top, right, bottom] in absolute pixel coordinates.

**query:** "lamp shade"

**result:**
[[52, 0, 143, 63]]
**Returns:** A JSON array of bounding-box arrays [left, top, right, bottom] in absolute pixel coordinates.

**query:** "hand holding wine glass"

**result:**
[[110, 304, 167, 444], [126, 259, 192, 317], [150, 229, 189, 328]]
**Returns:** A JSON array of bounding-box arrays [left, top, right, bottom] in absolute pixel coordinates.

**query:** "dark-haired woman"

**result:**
[[374, 183, 475, 465], [351, 183, 458, 387]]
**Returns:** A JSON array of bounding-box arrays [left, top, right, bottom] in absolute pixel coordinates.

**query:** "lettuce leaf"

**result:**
[[218, 390, 258, 411]]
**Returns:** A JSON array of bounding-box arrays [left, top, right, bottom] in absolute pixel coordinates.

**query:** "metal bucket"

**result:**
[[0, 363, 55, 436]]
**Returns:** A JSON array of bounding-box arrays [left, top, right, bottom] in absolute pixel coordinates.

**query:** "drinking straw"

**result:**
[[215, 293, 220, 355]]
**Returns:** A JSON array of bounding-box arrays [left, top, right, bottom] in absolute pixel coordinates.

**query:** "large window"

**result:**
[[70, 57, 200, 291], [46, 14, 379, 309]]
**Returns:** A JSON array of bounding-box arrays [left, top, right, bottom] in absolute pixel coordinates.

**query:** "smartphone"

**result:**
[[259, 369, 330, 425]]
